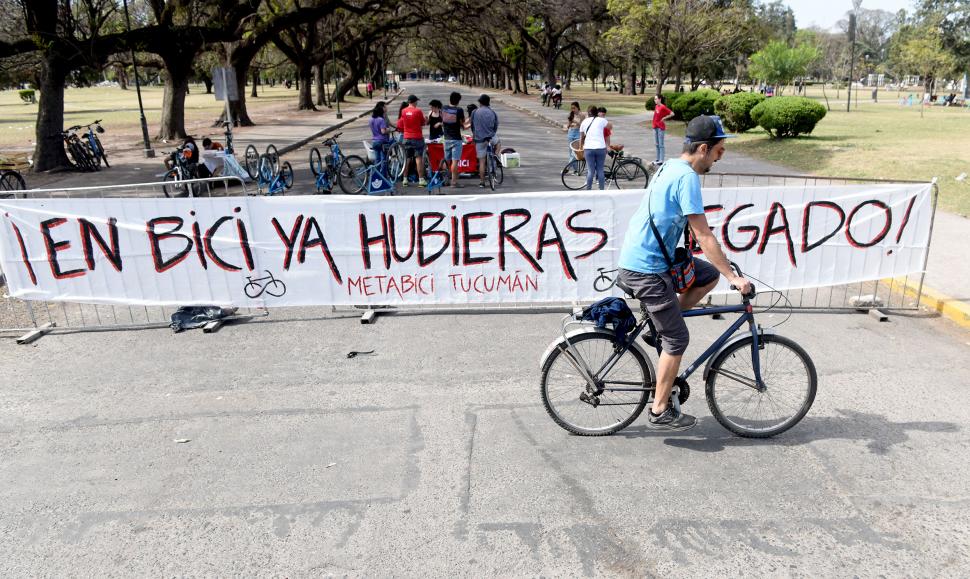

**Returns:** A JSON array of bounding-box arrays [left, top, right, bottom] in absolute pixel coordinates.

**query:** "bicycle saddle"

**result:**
[[615, 278, 637, 299]]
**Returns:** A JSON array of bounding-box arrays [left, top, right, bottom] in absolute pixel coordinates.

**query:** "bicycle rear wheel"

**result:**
[[162, 169, 188, 198], [613, 159, 649, 189], [93, 135, 109, 167], [244, 145, 259, 179], [0, 170, 26, 198], [706, 334, 817, 438], [309, 148, 323, 176], [265, 144, 280, 173], [561, 159, 587, 190], [337, 155, 368, 194], [541, 332, 652, 436], [386, 142, 405, 180], [490, 154, 504, 185]]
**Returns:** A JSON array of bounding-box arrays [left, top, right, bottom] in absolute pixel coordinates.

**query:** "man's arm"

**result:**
[[686, 213, 752, 293]]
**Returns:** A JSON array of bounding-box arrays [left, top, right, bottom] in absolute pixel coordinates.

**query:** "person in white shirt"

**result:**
[[580, 105, 609, 190]]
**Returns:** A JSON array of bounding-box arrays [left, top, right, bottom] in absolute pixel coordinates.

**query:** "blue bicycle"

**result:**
[[82, 120, 109, 168], [257, 154, 294, 195], [309, 132, 348, 194], [337, 142, 397, 195], [540, 263, 817, 438]]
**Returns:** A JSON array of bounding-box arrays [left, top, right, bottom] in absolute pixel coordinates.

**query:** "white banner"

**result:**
[[0, 184, 933, 307]]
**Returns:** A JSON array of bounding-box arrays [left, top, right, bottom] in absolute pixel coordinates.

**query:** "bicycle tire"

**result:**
[[244, 145, 260, 180], [0, 170, 26, 191], [281, 161, 294, 189], [265, 144, 280, 173], [613, 159, 649, 190], [309, 148, 323, 176], [337, 155, 368, 195], [387, 142, 405, 180], [490, 154, 504, 185], [541, 332, 652, 436], [93, 134, 109, 167], [162, 169, 188, 198], [706, 334, 817, 438], [561, 159, 587, 190], [85, 142, 102, 171]]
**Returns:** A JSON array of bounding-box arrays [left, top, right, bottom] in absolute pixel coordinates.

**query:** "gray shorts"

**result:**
[[475, 138, 493, 157], [617, 260, 719, 355]]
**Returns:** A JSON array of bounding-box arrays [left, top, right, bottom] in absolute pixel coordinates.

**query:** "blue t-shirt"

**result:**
[[618, 159, 703, 274], [369, 117, 389, 143]]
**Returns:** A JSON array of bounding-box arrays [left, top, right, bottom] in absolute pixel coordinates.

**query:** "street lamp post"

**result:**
[[329, 20, 342, 119], [122, 0, 154, 158]]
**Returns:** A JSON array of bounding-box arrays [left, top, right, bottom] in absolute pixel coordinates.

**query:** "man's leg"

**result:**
[[478, 156, 486, 184], [652, 351, 683, 414], [677, 260, 721, 310]]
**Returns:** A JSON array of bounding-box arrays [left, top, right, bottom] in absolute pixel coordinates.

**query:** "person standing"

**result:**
[[400, 94, 427, 186], [564, 101, 585, 162], [651, 94, 675, 166], [470, 94, 498, 189], [617, 115, 751, 430], [428, 99, 444, 140], [580, 105, 608, 190], [366, 82, 374, 99], [441, 92, 467, 188], [369, 101, 391, 167]]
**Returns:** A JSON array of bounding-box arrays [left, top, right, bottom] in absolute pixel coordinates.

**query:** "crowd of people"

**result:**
[[368, 91, 500, 189]]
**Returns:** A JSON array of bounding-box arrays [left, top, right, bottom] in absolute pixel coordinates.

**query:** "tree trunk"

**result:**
[[251, 67, 258, 98], [512, 64, 522, 93], [32, 57, 71, 172], [545, 51, 557, 86], [297, 63, 315, 110], [626, 65, 636, 95], [315, 63, 326, 107], [201, 73, 213, 94], [116, 64, 128, 90], [158, 67, 190, 140]]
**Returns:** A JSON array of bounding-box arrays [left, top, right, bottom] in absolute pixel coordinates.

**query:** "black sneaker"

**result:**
[[647, 406, 696, 431]]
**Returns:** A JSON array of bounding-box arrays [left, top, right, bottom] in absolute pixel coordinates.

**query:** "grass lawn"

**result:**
[[0, 82, 368, 151], [559, 81, 970, 215]]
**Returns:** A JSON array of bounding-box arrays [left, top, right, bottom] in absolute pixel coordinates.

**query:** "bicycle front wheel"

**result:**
[[490, 154, 504, 185], [337, 155, 368, 194], [706, 334, 817, 438], [541, 332, 652, 436], [162, 169, 188, 198], [386, 142, 405, 180], [613, 160, 649, 189], [309, 148, 323, 176], [561, 159, 587, 190], [244, 145, 260, 179]]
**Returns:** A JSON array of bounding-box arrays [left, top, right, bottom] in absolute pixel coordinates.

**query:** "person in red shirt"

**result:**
[[399, 94, 428, 186], [652, 94, 675, 165]]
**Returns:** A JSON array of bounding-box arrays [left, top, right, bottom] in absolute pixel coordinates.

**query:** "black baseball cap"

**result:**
[[685, 115, 734, 143], [407, 94, 419, 103]]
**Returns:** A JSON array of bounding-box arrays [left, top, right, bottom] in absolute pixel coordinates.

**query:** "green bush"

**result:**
[[713, 92, 766, 133], [669, 89, 720, 123], [18, 89, 35, 104], [645, 91, 682, 113], [749, 96, 826, 138]]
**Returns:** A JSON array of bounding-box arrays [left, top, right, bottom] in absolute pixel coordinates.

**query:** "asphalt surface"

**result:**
[[3, 83, 970, 576]]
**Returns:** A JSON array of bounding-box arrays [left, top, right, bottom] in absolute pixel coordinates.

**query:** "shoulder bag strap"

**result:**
[[647, 164, 676, 269]]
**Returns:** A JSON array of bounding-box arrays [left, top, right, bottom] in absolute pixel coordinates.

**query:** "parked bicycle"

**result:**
[[424, 158, 451, 194], [337, 142, 396, 195], [162, 145, 200, 198], [222, 120, 235, 154], [58, 126, 98, 172], [244, 144, 260, 180], [80, 120, 109, 168], [539, 263, 817, 438], [561, 145, 649, 190], [309, 132, 350, 194], [257, 153, 294, 195]]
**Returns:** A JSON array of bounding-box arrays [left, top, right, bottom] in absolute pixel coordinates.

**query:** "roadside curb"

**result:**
[[893, 277, 970, 329], [491, 95, 565, 132], [277, 90, 403, 157]]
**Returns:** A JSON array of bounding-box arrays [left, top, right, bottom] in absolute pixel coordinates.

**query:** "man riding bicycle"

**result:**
[[617, 115, 752, 431]]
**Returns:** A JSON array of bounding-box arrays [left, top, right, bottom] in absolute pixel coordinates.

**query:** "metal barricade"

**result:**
[[0, 176, 267, 341]]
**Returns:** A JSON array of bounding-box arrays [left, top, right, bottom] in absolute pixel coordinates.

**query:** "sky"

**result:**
[[784, 0, 915, 31]]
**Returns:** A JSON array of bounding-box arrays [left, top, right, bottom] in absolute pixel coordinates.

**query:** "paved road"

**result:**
[[3, 82, 970, 576]]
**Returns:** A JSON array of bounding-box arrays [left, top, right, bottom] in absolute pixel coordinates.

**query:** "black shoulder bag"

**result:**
[[647, 165, 696, 294]]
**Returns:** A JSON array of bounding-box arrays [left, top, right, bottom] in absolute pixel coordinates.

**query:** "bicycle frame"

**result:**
[[560, 302, 766, 400]]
